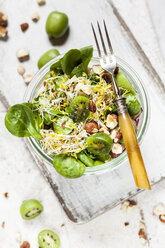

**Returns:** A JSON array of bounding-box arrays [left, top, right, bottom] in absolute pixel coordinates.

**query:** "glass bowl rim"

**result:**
[[24, 52, 150, 175]]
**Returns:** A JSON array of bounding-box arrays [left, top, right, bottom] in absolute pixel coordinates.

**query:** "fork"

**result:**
[[91, 21, 151, 190]]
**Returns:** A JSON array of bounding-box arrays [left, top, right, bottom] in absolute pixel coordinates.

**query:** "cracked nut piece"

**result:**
[[106, 114, 118, 129], [31, 13, 40, 22], [121, 199, 137, 212], [16, 48, 29, 62], [20, 23, 29, 32], [159, 215, 165, 223], [110, 143, 123, 158], [92, 65, 103, 74], [153, 203, 165, 216], [0, 26, 8, 39], [37, 0, 46, 5], [0, 12, 8, 27], [17, 65, 25, 76], [23, 72, 34, 84], [110, 129, 122, 143], [89, 100, 96, 113], [84, 121, 98, 134], [20, 241, 30, 248], [138, 222, 147, 244], [99, 127, 110, 135]]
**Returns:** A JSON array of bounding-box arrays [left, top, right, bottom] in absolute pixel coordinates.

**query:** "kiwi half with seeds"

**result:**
[[20, 199, 43, 220], [86, 133, 112, 155], [38, 229, 60, 248], [68, 96, 90, 122]]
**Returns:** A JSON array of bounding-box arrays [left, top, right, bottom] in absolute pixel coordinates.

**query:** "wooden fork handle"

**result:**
[[118, 112, 151, 190]]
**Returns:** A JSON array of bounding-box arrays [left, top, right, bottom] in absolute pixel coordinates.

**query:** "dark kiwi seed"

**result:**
[[68, 96, 90, 122], [86, 133, 113, 155], [38, 230, 60, 248]]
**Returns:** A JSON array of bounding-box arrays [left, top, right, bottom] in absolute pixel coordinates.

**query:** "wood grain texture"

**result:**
[[1, 0, 165, 226]]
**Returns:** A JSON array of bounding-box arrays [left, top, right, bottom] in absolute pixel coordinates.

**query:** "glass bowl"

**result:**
[[24, 52, 150, 175]]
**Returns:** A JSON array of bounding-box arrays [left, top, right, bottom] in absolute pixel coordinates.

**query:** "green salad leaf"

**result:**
[[53, 154, 86, 178], [5, 104, 42, 140], [50, 46, 93, 77]]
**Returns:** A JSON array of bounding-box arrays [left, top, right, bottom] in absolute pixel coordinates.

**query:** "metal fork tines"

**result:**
[[91, 20, 120, 97]]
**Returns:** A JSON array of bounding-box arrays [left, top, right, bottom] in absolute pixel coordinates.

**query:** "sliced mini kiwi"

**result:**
[[20, 199, 43, 220], [86, 133, 113, 156], [94, 160, 104, 166], [38, 229, 60, 248], [115, 72, 135, 95], [53, 116, 74, 135], [68, 96, 90, 122]]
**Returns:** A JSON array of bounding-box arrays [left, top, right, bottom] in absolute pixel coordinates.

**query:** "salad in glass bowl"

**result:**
[[5, 46, 144, 178]]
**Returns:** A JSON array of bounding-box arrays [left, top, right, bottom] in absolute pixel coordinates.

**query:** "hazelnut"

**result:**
[[16, 48, 29, 62], [20, 23, 29, 32], [110, 129, 122, 143], [92, 65, 103, 74], [99, 127, 110, 135], [20, 241, 30, 248], [153, 203, 165, 216], [159, 215, 165, 223], [17, 65, 25, 76], [31, 13, 40, 22], [110, 143, 123, 158], [101, 71, 112, 83], [37, 0, 46, 5], [89, 100, 96, 113], [0, 12, 8, 27], [23, 72, 34, 84], [0, 26, 8, 39], [84, 121, 98, 134], [106, 114, 118, 129]]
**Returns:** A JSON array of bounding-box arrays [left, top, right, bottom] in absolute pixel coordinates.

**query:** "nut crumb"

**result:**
[[4, 192, 8, 198], [20, 23, 29, 32], [0, 26, 8, 39], [0, 12, 8, 27], [20, 241, 30, 248], [17, 65, 25, 76], [1, 221, 5, 228], [31, 13, 40, 22], [61, 223, 65, 227], [37, 0, 46, 5], [121, 199, 137, 212], [16, 232, 22, 243], [138, 221, 147, 244], [16, 48, 29, 62], [23, 72, 34, 84], [153, 203, 165, 216], [124, 222, 129, 226], [159, 214, 165, 223]]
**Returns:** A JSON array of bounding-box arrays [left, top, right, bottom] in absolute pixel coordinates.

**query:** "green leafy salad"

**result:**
[[5, 46, 142, 178]]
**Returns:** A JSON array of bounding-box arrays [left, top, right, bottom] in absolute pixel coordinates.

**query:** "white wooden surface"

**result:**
[[1, 0, 165, 247]]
